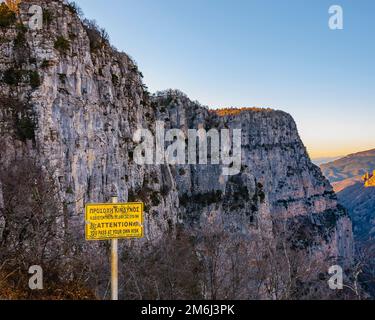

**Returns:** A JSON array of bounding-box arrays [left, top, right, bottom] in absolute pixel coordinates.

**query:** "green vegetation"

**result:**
[[41, 59, 52, 69], [0, 3, 16, 28], [151, 192, 161, 207], [15, 115, 36, 141], [29, 70, 40, 88], [111, 74, 119, 86], [66, 186, 74, 194], [58, 73, 67, 84], [3, 68, 23, 85], [43, 9, 54, 25], [2, 68, 41, 88], [54, 36, 70, 54], [0, 95, 36, 142], [15, 22, 27, 32]]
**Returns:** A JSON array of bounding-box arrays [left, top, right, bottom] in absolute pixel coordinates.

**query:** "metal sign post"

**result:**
[[111, 196, 119, 301], [85, 199, 144, 301]]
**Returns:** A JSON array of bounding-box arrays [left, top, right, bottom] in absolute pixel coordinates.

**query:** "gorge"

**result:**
[[0, 0, 355, 299]]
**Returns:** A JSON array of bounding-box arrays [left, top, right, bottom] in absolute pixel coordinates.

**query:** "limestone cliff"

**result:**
[[0, 0, 179, 242], [0, 0, 353, 274], [153, 91, 353, 264]]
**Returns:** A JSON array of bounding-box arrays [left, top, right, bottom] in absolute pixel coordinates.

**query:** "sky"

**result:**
[[75, 0, 375, 159]]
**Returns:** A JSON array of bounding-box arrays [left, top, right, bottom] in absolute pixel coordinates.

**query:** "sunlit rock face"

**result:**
[[363, 171, 375, 188], [0, 0, 353, 265]]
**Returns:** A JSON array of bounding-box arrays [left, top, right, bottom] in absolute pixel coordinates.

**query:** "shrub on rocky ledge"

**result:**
[[0, 3, 16, 28], [65, 1, 82, 16], [54, 36, 70, 54], [43, 9, 54, 25], [83, 19, 109, 52], [2, 68, 22, 85], [2, 68, 41, 89], [29, 70, 40, 88], [15, 115, 36, 141]]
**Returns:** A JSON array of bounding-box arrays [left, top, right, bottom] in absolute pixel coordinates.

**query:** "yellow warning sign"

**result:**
[[85, 203, 144, 240]]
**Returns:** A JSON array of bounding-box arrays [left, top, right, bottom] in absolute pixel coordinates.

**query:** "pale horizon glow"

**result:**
[[75, 0, 375, 159], [308, 146, 374, 160]]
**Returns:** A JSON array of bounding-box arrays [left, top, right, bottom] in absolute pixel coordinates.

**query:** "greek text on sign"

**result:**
[[85, 203, 144, 240]]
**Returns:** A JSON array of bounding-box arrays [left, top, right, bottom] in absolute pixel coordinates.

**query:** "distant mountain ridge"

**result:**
[[320, 149, 375, 192], [320, 149, 375, 242], [312, 156, 343, 166]]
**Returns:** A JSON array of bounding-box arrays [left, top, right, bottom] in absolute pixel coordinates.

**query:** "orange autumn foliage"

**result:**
[[363, 170, 375, 188], [4, 0, 21, 12], [211, 107, 274, 117]]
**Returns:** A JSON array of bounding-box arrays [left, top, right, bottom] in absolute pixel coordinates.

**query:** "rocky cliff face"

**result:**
[[153, 92, 353, 264], [0, 0, 353, 273], [1, 0, 180, 242]]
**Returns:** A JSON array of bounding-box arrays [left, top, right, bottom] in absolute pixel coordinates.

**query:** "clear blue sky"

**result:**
[[75, 0, 375, 158]]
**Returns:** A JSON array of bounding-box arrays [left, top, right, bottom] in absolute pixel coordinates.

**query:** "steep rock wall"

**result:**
[[153, 91, 353, 264], [0, 0, 353, 267], [0, 0, 179, 242]]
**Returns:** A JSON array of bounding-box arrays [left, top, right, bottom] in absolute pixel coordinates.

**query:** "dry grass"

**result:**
[[0, 271, 98, 300]]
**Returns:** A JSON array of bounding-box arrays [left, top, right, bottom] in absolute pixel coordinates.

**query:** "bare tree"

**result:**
[[0, 157, 100, 299], [119, 227, 203, 300]]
